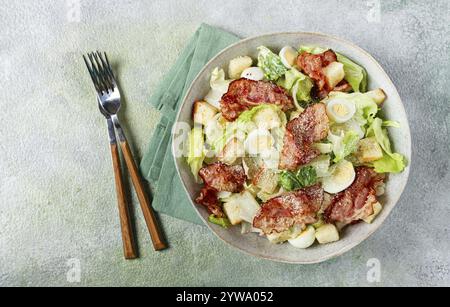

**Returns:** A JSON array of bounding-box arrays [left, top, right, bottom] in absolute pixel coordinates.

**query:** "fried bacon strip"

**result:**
[[297, 49, 352, 99], [220, 79, 295, 121], [196, 163, 247, 217], [279, 103, 329, 171], [253, 184, 324, 235], [198, 162, 247, 193], [324, 167, 385, 225], [196, 186, 224, 217]]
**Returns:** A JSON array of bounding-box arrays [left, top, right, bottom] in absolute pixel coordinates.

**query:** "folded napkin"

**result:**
[[140, 24, 239, 224]]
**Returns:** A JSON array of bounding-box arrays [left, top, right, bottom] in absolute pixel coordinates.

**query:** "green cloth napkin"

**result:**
[[140, 24, 239, 225]]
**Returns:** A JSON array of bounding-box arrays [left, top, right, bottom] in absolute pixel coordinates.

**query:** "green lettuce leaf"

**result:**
[[277, 68, 304, 90], [205, 68, 232, 108], [367, 118, 406, 173], [328, 130, 360, 163], [293, 77, 314, 107], [279, 171, 301, 191], [372, 153, 406, 173], [335, 54, 368, 93], [296, 166, 318, 187], [277, 68, 314, 108], [257, 46, 287, 81], [279, 166, 318, 191], [208, 215, 232, 229], [382, 120, 401, 128], [236, 104, 287, 127], [186, 127, 205, 181], [299, 46, 326, 55]]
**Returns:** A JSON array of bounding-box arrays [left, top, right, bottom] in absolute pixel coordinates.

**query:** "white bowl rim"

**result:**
[[171, 31, 411, 264]]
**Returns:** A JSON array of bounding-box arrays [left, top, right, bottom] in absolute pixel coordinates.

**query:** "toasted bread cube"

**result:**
[[366, 88, 387, 105], [323, 62, 345, 89], [315, 224, 340, 244], [223, 201, 242, 226], [193, 101, 218, 126], [363, 202, 383, 224], [229, 56, 253, 79], [356, 137, 384, 163], [218, 138, 245, 165]]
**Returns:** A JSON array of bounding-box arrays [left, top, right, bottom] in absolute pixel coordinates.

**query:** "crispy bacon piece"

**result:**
[[324, 167, 385, 225], [279, 131, 319, 170], [220, 79, 295, 121], [196, 186, 224, 217], [297, 50, 352, 99], [279, 103, 329, 170], [334, 80, 353, 93], [253, 184, 324, 234], [198, 162, 247, 193]]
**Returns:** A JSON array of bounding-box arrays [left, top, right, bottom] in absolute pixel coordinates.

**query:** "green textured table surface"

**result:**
[[0, 0, 449, 287]]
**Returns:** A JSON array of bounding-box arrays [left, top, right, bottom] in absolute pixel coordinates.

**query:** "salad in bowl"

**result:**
[[183, 43, 406, 249]]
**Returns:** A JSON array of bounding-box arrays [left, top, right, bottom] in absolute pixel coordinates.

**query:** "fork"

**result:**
[[97, 99, 137, 259], [84, 51, 166, 251]]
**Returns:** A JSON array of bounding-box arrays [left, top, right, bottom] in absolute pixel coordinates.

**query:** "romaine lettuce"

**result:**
[[372, 154, 406, 174], [328, 130, 360, 163], [208, 215, 232, 229], [279, 166, 318, 191], [186, 127, 205, 181], [257, 46, 288, 81], [335, 54, 368, 93], [366, 118, 406, 173], [279, 171, 301, 191], [299, 46, 326, 55], [236, 104, 287, 128], [277, 68, 314, 108], [204, 68, 232, 109], [382, 120, 401, 128], [292, 77, 314, 108]]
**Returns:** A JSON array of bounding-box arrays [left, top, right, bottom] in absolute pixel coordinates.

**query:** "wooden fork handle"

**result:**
[[119, 140, 167, 251], [110, 143, 138, 259]]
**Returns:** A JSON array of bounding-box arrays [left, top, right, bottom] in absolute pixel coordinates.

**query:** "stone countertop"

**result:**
[[0, 0, 449, 286]]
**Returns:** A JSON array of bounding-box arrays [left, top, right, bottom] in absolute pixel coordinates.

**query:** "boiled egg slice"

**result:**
[[241, 67, 264, 81], [326, 99, 356, 123], [279, 46, 299, 69], [244, 129, 274, 156], [288, 226, 316, 249], [322, 160, 356, 194]]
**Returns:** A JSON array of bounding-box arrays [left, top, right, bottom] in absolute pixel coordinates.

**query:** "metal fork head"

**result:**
[[83, 51, 121, 115]]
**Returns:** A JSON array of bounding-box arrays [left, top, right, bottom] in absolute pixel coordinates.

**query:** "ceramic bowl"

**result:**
[[172, 32, 411, 264]]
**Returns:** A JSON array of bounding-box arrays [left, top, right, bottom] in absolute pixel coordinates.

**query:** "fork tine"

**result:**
[[93, 51, 114, 93], [89, 52, 109, 93], [97, 51, 116, 85], [103, 53, 115, 78], [84, 51, 119, 96], [83, 55, 101, 93]]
